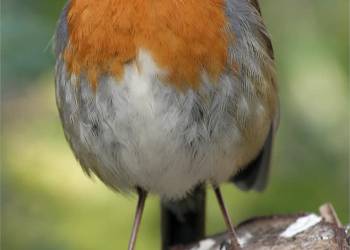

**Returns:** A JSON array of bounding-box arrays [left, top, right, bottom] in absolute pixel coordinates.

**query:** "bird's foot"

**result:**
[[220, 238, 241, 250]]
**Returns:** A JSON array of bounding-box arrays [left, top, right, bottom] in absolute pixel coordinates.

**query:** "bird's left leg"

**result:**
[[128, 187, 148, 250], [212, 185, 241, 250]]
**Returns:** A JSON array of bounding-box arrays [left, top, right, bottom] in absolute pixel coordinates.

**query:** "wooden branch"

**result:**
[[319, 203, 343, 227], [171, 203, 348, 250]]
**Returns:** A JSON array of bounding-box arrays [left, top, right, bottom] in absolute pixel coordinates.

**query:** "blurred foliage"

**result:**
[[2, 0, 66, 88], [1, 0, 349, 250]]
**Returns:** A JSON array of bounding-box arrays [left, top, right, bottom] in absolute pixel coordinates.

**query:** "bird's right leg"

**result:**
[[128, 187, 147, 250], [212, 185, 241, 250]]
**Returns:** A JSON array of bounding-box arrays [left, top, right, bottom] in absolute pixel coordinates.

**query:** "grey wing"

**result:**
[[249, 0, 261, 12], [248, 0, 275, 60], [232, 126, 274, 191], [227, 0, 278, 191]]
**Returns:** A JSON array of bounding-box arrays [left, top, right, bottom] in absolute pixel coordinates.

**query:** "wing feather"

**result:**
[[228, 0, 279, 191]]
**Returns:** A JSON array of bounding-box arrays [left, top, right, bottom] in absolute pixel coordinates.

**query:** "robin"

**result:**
[[54, 0, 278, 249]]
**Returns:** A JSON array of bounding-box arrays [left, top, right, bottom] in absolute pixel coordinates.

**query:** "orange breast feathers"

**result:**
[[64, 0, 232, 90]]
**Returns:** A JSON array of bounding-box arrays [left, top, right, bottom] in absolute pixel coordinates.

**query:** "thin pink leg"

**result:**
[[213, 186, 241, 249], [128, 188, 147, 250]]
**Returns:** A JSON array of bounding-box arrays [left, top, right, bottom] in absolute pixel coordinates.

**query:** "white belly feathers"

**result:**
[[55, 50, 270, 199]]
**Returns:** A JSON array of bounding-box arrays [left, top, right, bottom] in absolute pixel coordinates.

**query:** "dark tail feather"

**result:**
[[161, 186, 206, 249]]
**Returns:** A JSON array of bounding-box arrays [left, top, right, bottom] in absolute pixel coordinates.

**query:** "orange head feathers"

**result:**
[[64, 0, 231, 90]]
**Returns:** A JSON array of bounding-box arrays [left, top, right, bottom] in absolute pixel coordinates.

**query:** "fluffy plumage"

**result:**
[[55, 0, 278, 200]]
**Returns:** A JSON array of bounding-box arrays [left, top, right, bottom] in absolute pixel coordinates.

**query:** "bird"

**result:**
[[54, 0, 278, 249]]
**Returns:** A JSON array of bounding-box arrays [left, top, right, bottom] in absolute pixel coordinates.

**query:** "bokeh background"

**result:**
[[1, 1, 349, 249]]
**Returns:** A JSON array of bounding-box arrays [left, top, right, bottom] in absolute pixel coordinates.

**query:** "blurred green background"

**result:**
[[1, 1, 349, 249]]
